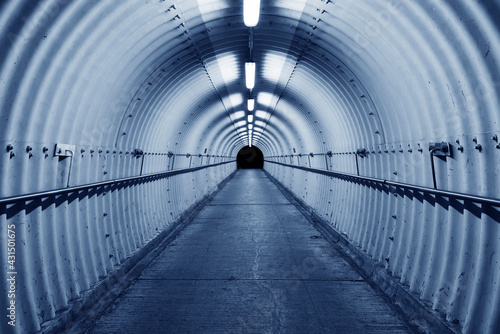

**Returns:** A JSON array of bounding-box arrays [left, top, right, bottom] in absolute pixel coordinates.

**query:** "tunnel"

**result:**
[[0, 0, 500, 333], [237, 146, 264, 169]]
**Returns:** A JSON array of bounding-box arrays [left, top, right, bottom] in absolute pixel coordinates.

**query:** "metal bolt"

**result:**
[[6, 144, 13, 151], [457, 145, 464, 152], [43, 147, 48, 153], [392, 215, 397, 219], [81, 149, 85, 153], [456, 139, 460, 144], [10, 152, 15, 158], [475, 144, 482, 151], [26, 146, 32, 152], [393, 171, 398, 175], [99, 150, 103, 154], [29, 153, 33, 158], [492, 135, 498, 142], [472, 137, 478, 143], [496, 144, 500, 149], [90, 149, 94, 154]]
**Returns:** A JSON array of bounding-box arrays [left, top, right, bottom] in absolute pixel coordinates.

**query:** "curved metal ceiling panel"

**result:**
[[1, 0, 500, 332]]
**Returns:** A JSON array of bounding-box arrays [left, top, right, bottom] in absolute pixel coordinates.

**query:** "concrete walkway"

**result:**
[[85, 170, 411, 334]]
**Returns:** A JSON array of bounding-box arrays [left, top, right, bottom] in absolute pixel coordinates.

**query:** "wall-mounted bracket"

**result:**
[[356, 148, 368, 158], [54, 143, 75, 157], [429, 142, 451, 157], [133, 149, 144, 158]]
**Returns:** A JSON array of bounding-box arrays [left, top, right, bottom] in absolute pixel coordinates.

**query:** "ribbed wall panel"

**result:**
[[265, 162, 500, 333], [0, 162, 234, 333]]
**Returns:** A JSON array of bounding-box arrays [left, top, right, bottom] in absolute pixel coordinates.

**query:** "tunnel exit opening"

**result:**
[[237, 146, 264, 169]]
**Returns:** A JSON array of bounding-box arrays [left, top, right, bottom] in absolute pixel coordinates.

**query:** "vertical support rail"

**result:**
[[140, 154, 145, 176], [430, 152, 437, 189], [355, 154, 360, 176]]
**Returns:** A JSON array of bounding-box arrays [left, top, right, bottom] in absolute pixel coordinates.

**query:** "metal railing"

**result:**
[[0, 161, 235, 205], [265, 160, 500, 207]]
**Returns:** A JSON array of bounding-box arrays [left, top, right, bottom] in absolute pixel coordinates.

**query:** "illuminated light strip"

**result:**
[[247, 98, 255, 111], [243, 0, 260, 27], [245, 62, 255, 89]]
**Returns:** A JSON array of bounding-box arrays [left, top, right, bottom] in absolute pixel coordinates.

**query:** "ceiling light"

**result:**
[[245, 62, 255, 89], [247, 98, 255, 111], [244, 0, 260, 27]]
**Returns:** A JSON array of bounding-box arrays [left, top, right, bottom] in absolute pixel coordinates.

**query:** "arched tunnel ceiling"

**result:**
[[1, 0, 500, 165]]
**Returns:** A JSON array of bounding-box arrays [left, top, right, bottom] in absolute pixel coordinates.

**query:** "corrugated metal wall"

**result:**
[[265, 149, 500, 333], [0, 159, 234, 333]]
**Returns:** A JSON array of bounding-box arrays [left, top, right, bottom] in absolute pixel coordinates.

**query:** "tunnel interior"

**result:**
[[236, 146, 264, 169], [1, 0, 500, 333]]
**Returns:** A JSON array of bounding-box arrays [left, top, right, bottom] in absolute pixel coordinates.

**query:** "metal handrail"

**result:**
[[265, 160, 500, 207], [0, 160, 236, 205]]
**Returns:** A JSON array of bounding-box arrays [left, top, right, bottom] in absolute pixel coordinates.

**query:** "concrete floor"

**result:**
[[85, 169, 411, 334]]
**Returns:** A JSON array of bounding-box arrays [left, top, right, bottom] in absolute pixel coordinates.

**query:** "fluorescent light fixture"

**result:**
[[248, 115, 253, 122], [248, 124, 253, 129], [245, 62, 255, 89], [244, 0, 260, 27], [247, 98, 255, 111]]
